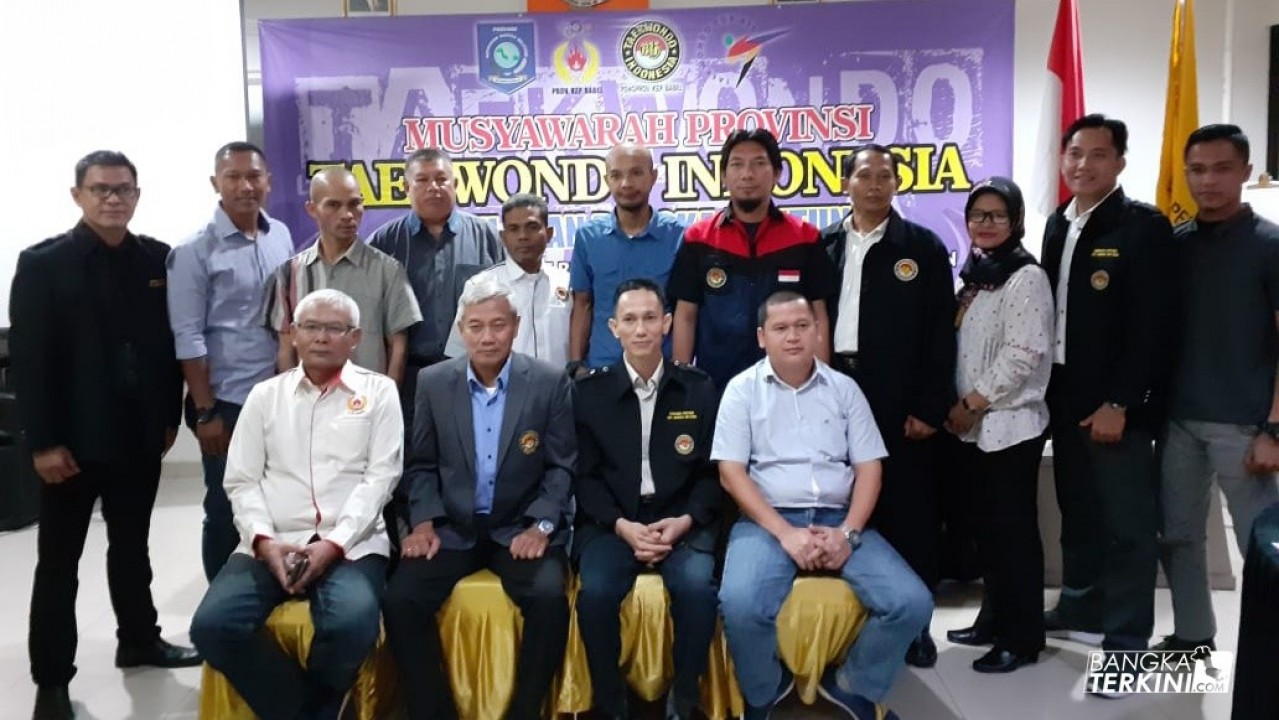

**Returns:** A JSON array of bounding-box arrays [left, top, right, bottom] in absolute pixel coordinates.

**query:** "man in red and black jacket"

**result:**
[[668, 129, 838, 391], [820, 144, 958, 667]]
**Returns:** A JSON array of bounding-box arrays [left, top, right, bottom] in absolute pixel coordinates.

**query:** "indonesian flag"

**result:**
[[1033, 0, 1086, 217]]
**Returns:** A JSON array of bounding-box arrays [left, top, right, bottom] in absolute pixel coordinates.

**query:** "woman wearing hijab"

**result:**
[[943, 177, 1054, 673]]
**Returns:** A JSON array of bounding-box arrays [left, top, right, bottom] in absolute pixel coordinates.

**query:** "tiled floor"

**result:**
[[0, 456, 1241, 719]]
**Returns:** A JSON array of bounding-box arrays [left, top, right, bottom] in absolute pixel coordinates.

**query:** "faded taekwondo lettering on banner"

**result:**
[[259, 0, 1014, 273]]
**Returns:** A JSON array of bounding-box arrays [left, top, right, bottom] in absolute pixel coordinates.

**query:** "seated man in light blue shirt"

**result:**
[[712, 290, 931, 720], [167, 141, 294, 581]]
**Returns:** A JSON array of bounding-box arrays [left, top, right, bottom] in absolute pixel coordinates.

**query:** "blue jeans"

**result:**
[[718, 508, 932, 707], [187, 399, 242, 581], [576, 534, 718, 716], [190, 553, 386, 720]]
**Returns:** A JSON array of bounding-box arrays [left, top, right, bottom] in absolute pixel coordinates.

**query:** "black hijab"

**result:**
[[956, 177, 1038, 326], [958, 176, 1037, 290]]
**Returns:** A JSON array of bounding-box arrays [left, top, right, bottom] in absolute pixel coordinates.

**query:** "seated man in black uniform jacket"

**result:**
[[573, 278, 721, 720]]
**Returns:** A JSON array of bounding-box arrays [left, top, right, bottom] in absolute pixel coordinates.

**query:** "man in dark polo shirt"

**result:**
[[1159, 123, 1279, 652], [367, 147, 505, 427], [819, 143, 957, 667], [668, 129, 837, 390]]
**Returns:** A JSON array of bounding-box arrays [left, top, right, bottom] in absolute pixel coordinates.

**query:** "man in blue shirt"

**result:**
[[166, 141, 294, 581], [568, 144, 685, 374], [712, 291, 931, 720]]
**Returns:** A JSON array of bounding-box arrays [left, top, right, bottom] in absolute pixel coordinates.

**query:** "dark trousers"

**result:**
[[870, 427, 940, 593], [190, 553, 387, 720], [576, 535, 718, 717], [1050, 410, 1158, 650], [185, 397, 243, 581], [383, 533, 570, 720], [958, 434, 1048, 654], [29, 455, 162, 685]]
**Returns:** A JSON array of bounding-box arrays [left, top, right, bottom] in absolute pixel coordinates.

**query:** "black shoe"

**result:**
[[947, 625, 996, 647], [1152, 634, 1215, 652], [742, 668, 795, 720], [972, 647, 1038, 673], [32, 685, 73, 720], [114, 638, 202, 669], [905, 630, 937, 668], [1043, 609, 1103, 646]]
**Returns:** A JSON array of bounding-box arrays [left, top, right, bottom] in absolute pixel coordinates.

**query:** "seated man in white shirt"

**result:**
[[444, 193, 571, 366], [189, 288, 403, 720], [713, 290, 932, 720]]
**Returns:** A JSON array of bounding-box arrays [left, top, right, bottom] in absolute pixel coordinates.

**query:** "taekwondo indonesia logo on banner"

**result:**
[[1086, 648, 1234, 695]]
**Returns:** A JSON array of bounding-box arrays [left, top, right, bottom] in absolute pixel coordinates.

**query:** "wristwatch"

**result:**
[[838, 524, 862, 551], [195, 407, 218, 425], [1259, 421, 1279, 441], [535, 519, 556, 536]]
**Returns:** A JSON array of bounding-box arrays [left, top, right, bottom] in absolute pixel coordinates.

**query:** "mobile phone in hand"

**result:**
[[286, 552, 310, 586]]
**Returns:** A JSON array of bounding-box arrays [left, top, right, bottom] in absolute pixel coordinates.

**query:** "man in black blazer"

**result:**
[[820, 144, 957, 667], [383, 275, 575, 720], [574, 278, 720, 720], [9, 151, 196, 720], [1040, 115, 1172, 666]]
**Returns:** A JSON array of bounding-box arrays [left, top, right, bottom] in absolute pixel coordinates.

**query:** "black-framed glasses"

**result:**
[[296, 322, 357, 337], [966, 210, 1011, 226], [84, 184, 140, 200]]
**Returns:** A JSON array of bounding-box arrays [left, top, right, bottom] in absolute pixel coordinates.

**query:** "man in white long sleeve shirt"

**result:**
[[190, 288, 403, 720]]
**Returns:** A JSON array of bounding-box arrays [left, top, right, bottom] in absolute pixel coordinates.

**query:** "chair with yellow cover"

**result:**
[[197, 599, 398, 720]]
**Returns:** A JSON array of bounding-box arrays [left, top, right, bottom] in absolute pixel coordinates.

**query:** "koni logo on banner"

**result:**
[[259, 0, 1014, 271]]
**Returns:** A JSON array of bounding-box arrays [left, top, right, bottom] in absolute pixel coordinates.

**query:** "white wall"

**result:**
[[0, 0, 247, 465]]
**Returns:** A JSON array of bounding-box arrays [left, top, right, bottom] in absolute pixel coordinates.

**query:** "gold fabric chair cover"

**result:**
[[198, 572, 867, 719], [198, 599, 398, 720]]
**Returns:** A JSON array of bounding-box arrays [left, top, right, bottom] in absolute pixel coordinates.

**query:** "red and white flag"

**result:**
[[1033, 0, 1085, 217]]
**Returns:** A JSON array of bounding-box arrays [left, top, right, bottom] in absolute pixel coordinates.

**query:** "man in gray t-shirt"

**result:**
[[1160, 124, 1279, 652]]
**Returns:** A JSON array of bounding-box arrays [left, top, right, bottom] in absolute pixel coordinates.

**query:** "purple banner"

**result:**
[[260, 0, 1015, 269]]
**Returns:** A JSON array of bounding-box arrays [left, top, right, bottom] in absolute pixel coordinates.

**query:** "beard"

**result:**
[[733, 197, 764, 214], [616, 198, 648, 213]]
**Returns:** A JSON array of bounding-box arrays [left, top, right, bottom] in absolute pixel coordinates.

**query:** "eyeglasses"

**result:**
[[966, 210, 1011, 226], [83, 184, 140, 200], [296, 322, 356, 337]]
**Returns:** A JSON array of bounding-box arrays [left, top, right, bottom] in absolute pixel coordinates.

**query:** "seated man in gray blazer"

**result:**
[[383, 275, 576, 720]]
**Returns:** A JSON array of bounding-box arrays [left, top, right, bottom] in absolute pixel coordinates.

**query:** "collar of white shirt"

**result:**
[[499, 259, 545, 284], [761, 357, 831, 392], [290, 361, 363, 396], [1064, 185, 1122, 226], [624, 356, 664, 393], [842, 212, 890, 244]]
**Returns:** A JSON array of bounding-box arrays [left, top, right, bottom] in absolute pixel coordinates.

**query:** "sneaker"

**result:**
[[1152, 635, 1215, 652], [817, 667, 900, 720], [1043, 609, 1104, 646]]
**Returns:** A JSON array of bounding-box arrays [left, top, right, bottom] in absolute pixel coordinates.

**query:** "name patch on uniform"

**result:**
[[519, 430, 540, 454], [893, 259, 919, 282], [148, 278, 166, 288], [665, 410, 698, 421], [777, 269, 801, 283], [1091, 248, 1120, 258], [1090, 270, 1110, 291], [346, 395, 368, 414], [705, 267, 727, 289], [674, 434, 695, 455]]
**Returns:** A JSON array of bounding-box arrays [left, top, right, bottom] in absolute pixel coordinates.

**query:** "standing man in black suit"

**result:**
[[383, 275, 575, 720], [1040, 115, 1172, 672], [9, 151, 200, 720], [820, 144, 957, 667], [573, 278, 720, 720]]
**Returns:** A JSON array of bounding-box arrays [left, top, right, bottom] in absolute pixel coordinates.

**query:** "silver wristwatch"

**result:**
[[839, 525, 862, 550], [535, 519, 555, 536]]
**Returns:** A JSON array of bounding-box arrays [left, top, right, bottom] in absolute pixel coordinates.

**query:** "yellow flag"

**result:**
[[1157, 0, 1198, 225]]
